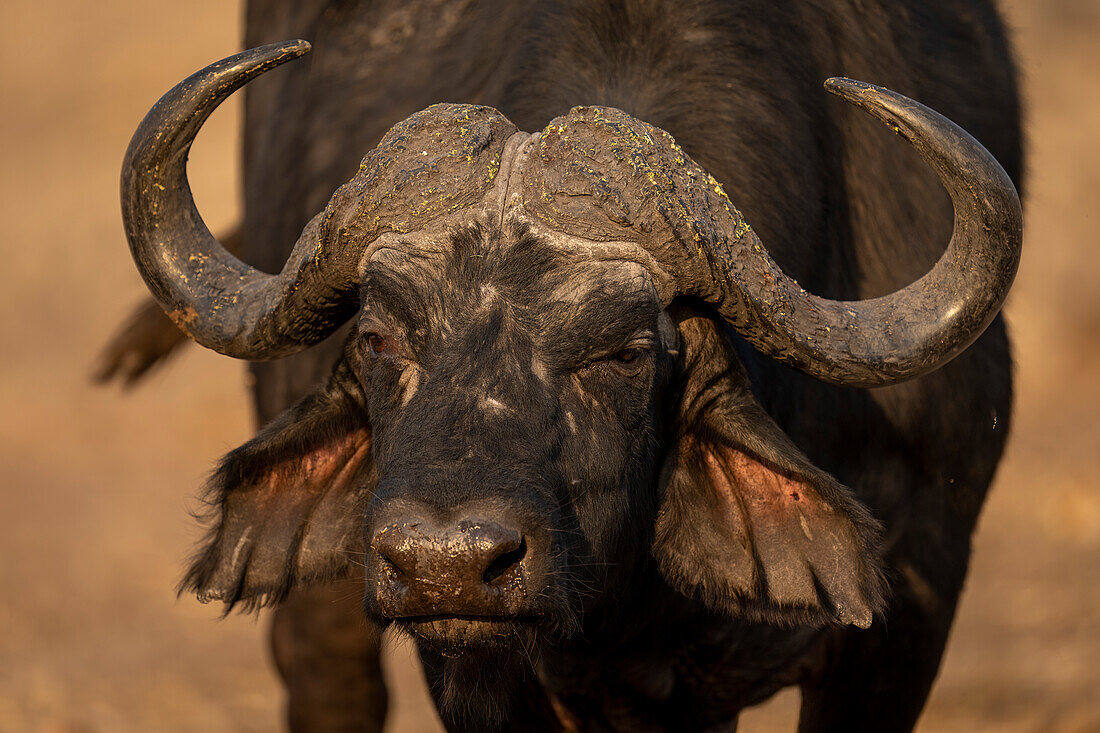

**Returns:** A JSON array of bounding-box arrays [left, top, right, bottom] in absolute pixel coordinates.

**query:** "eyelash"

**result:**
[[613, 347, 642, 363], [601, 346, 651, 376]]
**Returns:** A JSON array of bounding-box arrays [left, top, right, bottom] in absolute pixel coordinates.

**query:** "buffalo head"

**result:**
[[121, 41, 1020, 687]]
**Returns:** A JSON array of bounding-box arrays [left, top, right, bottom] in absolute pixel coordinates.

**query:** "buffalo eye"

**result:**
[[365, 333, 390, 357], [608, 347, 647, 376]]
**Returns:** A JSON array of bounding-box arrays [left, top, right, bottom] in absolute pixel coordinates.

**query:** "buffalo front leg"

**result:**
[[271, 578, 388, 732]]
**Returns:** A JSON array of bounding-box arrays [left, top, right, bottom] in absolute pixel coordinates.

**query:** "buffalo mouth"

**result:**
[[393, 614, 541, 648]]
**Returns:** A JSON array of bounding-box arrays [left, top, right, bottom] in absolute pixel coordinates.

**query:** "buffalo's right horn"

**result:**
[[121, 40, 360, 359]]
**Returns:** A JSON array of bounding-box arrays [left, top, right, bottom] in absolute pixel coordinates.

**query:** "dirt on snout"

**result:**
[[0, 1, 1097, 731]]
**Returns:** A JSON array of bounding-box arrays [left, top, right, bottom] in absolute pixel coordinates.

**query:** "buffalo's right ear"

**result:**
[[653, 306, 885, 629], [180, 359, 374, 611]]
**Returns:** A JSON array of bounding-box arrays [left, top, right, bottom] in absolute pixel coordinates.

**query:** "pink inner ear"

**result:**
[[698, 440, 873, 627], [242, 427, 372, 515], [704, 448, 839, 531], [206, 427, 375, 602], [295, 431, 376, 568]]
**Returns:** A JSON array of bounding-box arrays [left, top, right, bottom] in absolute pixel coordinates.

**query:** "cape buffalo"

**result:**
[[113, 1, 1022, 730]]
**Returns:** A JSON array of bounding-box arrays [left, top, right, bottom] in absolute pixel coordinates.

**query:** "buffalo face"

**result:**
[[355, 222, 673, 651]]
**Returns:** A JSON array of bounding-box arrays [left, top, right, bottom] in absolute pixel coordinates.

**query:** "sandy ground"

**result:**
[[0, 1, 1096, 731]]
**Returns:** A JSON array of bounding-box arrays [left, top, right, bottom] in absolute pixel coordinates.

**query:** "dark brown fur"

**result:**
[[112, 1, 1020, 730]]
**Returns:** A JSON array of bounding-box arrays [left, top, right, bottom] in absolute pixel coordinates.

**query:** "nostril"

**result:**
[[482, 537, 527, 584], [376, 550, 407, 580], [371, 523, 423, 581]]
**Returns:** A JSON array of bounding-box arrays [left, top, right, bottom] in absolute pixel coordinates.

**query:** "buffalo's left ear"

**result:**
[[653, 307, 884, 628], [180, 359, 374, 611]]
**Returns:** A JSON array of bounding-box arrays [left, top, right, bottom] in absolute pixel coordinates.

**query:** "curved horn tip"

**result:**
[[271, 38, 312, 58], [232, 39, 312, 71], [823, 77, 883, 104]]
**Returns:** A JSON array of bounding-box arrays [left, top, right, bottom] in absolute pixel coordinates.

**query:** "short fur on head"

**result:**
[[182, 222, 884, 639]]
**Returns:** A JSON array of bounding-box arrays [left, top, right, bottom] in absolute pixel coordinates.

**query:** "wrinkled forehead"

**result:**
[[363, 220, 663, 315], [356, 126, 679, 307]]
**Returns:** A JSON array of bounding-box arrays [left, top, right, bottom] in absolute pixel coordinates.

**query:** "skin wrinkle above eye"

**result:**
[[360, 229, 666, 378]]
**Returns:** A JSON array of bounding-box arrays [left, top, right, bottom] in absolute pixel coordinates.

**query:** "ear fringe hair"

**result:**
[[178, 360, 371, 614]]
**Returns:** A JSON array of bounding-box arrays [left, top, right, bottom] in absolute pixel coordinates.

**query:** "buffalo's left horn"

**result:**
[[686, 78, 1021, 387], [121, 40, 360, 359]]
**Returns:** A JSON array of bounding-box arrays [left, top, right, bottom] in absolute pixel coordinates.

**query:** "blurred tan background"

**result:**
[[0, 1, 1096, 731]]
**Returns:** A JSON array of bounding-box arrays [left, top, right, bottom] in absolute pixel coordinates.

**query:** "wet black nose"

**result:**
[[370, 515, 528, 617]]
